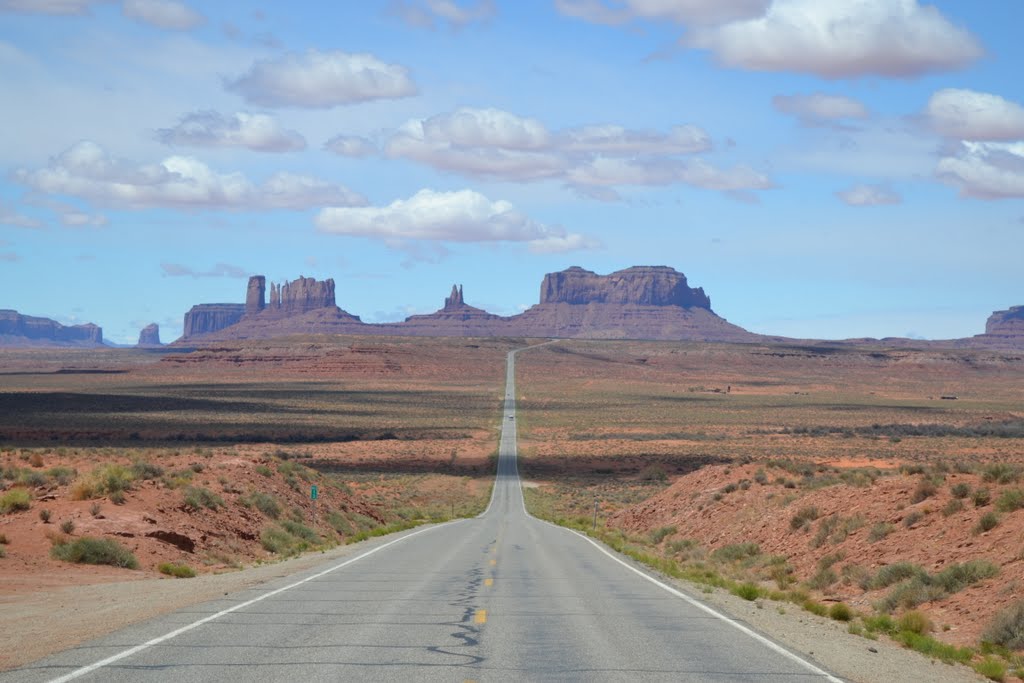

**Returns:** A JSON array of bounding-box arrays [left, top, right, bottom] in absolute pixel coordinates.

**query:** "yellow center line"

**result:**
[[489, 559, 497, 566], [474, 609, 487, 624], [484, 578, 494, 587]]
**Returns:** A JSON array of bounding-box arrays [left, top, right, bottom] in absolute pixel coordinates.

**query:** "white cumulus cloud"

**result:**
[[773, 94, 869, 125], [926, 88, 1024, 141], [936, 142, 1024, 199], [15, 141, 366, 210], [692, 0, 982, 79], [315, 188, 596, 253], [122, 0, 202, 30], [836, 184, 902, 206], [226, 49, 417, 108], [157, 111, 306, 152]]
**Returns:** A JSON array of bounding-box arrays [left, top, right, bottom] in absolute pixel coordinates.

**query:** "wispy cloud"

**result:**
[[926, 88, 1024, 141], [122, 0, 203, 30], [773, 93, 869, 127], [390, 0, 495, 30], [160, 261, 248, 278], [836, 183, 902, 206], [554, 0, 768, 26], [226, 49, 417, 108]]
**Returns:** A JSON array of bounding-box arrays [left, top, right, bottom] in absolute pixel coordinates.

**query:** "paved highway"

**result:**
[[4, 346, 842, 682]]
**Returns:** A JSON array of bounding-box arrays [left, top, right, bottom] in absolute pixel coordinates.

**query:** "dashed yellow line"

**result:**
[[489, 559, 497, 566], [484, 578, 494, 587], [474, 609, 487, 624]]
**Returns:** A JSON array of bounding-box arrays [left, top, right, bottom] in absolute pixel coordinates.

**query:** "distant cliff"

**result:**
[[540, 266, 711, 309], [0, 310, 103, 347]]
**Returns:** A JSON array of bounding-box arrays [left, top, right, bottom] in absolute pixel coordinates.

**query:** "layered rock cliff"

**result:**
[[540, 266, 712, 309], [268, 276, 335, 315], [0, 310, 103, 347], [182, 304, 245, 339]]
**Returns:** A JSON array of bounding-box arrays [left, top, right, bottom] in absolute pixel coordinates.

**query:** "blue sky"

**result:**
[[0, 0, 1021, 344]]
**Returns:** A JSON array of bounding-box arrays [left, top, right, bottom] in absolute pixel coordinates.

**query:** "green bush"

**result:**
[[281, 520, 318, 543], [871, 562, 926, 589], [712, 542, 760, 563], [983, 600, 1024, 650], [895, 631, 973, 664], [807, 568, 837, 590], [898, 610, 932, 634], [868, 522, 893, 542], [158, 562, 196, 578], [51, 537, 138, 569], [863, 614, 897, 635], [649, 525, 677, 544], [731, 582, 761, 601], [877, 578, 945, 612], [933, 560, 999, 593], [326, 510, 353, 536], [996, 489, 1024, 513], [975, 656, 1007, 682], [975, 512, 1000, 534], [60, 519, 75, 534], [942, 499, 964, 517], [255, 464, 273, 477], [130, 461, 164, 480], [802, 600, 828, 617], [983, 463, 1020, 485], [950, 482, 971, 499], [39, 508, 51, 523], [261, 525, 310, 556], [902, 510, 924, 528], [183, 486, 224, 511], [0, 488, 31, 513], [828, 603, 852, 622], [241, 491, 281, 519]]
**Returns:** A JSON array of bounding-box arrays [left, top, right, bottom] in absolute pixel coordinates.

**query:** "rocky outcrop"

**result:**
[[445, 285, 464, 310], [540, 266, 711, 309], [0, 310, 103, 347], [137, 323, 161, 347], [245, 276, 265, 315], [400, 285, 505, 336], [182, 304, 245, 339], [985, 306, 1024, 337], [268, 276, 335, 315]]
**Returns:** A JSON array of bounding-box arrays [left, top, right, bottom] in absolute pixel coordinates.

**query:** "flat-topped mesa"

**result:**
[[984, 306, 1024, 338], [444, 284, 465, 311], [245, 276, 265, 315], [0, 310, 103, 346], [539, 266, 712, 309], [182, 304, 244, 339], [267, 276, 336, 315]]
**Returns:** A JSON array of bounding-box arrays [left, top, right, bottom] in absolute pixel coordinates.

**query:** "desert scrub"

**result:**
[[933, 560, 998, 593], [71, 463, 134, 500], [261, 524, 315, 556], [130, 460, 164, 480], [789, 506, 820, 531], [255, 464, 273, 477], [996, 489, 1024, 513], [942, 499, 964, 517], [649, 525, 677, 544], [60, 519, 75, 534], [983, 463, 1020, 485], [902, 511, 924, 528], [868, 522, 894, 542], [983, 600, 1024, 650], [950, 482, 971, 499], [158, 562, 196, 578], [182, 486, 224, 511], [828, 603, 853, 622], [39, 508, 51, 523], [51, 537, 138, 569], [974, 656, 1007, 682], [871, 562, 927, 589], [0, 488, 31, 513], [898, 610, 932, 635], [973, 488, 993, 507], [240, 491, 281, 518], [731, 582, 761, 601], [711, 542, 760, 563], [975, 511, 1000, 534], [911, 480, 938, 503]]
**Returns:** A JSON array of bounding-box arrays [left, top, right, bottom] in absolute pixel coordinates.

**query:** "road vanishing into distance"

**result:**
[[3, 346, 842, 682]]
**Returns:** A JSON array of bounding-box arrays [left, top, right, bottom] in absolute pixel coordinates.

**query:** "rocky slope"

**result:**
[[0, 310, 103, 347]]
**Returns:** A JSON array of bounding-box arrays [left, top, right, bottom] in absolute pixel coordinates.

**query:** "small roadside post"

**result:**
[[593, 498, 599, 530], [311, 484, 318, 529]]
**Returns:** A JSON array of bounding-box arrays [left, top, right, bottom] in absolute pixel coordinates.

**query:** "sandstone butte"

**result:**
[[137, 323, 161, 347], [177, 267, 758, 344], [1, 266, 1022, 348]]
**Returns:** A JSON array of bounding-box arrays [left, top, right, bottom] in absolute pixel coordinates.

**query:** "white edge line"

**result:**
[[532, 518, 845, 683], [45, 521, 461, 683]]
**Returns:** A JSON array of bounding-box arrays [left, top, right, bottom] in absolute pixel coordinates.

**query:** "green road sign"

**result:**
[[311, 485, 318, 500]]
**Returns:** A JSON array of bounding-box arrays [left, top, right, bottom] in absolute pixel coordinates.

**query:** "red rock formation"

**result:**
[[0, 310, 103, 346], [245, 276, 265, 315], [266, 276, 335, 314], [540, 266, 711, 308], [137, 323, 161, 347], [182, 304, 245, 339], [985, 306, 1024, 337], [444, 285, 464, 311]]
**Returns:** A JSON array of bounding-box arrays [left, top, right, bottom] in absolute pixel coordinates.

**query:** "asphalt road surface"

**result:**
[[3, 346, 843, 682]]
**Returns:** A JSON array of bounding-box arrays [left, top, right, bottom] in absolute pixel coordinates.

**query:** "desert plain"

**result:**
[[1, 335, 1023, 677]]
